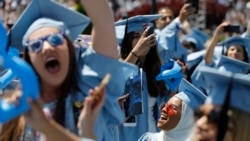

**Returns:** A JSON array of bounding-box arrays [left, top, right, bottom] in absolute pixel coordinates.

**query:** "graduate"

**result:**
[[138, 79, 206, 141], [115, 14, 169, 141], [189, 66, 250, 141], [0, 0, 137, 141]]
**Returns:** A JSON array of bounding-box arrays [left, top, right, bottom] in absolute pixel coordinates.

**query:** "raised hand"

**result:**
[[0, 22, 39, 124], [131, 26, 156, 57]]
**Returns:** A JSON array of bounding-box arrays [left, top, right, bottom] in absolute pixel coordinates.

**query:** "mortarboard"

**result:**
[[186, 50, 205, 70], [217, 36, 250, 61], [181, 28, 209, 51], [115, 25, 126, 45], [175, 78, 207, 110], [10, 0, 90, 51], [155, 59, 183, 91], [115, 14, 162, 34], [216, 56, 250, 74], [198, 66, 250, 113]]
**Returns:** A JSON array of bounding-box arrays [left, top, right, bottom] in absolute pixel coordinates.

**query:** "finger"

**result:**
[[92, 89, 105, 115], [149, 40, 157, 47], [119, 93, 130, 101], [81, 97, 93, 115], [142, 26, 150, 37], [184, 3, 191, 8]]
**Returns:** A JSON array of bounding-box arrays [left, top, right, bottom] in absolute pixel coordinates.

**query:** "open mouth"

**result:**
[[160, 113, 168, 120], [45, 58, 61, 74]]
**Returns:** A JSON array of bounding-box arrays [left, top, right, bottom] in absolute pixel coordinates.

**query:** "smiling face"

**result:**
[[156, 8, 174, 30], [157, 96, 182, 131], [27, 27, 69, 88], [226, 45, 245, 61]]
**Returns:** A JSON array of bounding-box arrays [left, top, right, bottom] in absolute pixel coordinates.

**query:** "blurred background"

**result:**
[[1, 0, 250, 34]]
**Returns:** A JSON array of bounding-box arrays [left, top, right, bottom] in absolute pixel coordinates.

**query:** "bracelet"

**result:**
[[131, 52, 139, 58]]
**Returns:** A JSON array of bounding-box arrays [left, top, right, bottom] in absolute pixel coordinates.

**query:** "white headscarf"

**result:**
[[157, 99, 194, 141]]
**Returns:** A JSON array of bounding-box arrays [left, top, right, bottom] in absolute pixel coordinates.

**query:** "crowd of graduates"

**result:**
[[0, 0, 250, 141]]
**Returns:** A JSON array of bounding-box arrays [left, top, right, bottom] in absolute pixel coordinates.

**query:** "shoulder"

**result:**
[[138, 132, 159, 141]]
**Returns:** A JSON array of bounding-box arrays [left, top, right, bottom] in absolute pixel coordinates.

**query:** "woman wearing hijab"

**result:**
[[138, 79, 206, 141]]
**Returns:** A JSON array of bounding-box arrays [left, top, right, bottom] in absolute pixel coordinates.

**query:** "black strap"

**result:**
[[216, 73, 234, 141]]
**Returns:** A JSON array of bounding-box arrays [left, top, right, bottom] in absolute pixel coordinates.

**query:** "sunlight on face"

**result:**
[[157, 96, 182, 131], [28, 27, 70, 88]]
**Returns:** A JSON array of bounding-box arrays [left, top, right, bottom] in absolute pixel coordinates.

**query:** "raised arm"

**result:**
[[205, 22, 229, 64], [81, 0, 118, 59], [124, 27, 156, 64]]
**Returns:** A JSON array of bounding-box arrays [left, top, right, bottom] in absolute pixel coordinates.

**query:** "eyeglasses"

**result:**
[[160, 103, 178, 116], [25, 32, 65, 53], [194, 108, 220, 124]]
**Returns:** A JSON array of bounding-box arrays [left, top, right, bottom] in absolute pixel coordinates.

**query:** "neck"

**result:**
[[40, 81, 59, 103]]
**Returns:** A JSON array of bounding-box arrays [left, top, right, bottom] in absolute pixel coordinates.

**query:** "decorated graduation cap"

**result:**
[[115, 14, 162, 33], [198, 66, 250, 113], [155, 59, 183, 91], [216, 55, 250, 74], [181, 28, 209, 51], [217, 36, 250, 62], [10, 0, 90, 51], [175, 79, 207, 110]]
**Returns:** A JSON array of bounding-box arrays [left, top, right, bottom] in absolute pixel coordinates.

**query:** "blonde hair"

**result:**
[[0, 88, 26, 141], [229, 108, 250, 141]]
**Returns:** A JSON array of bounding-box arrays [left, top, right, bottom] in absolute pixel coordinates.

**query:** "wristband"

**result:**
[[131, 52, 139, 58]]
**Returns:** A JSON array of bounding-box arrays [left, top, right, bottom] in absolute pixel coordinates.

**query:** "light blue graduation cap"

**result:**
[[186, 50, 205, 70], [115, 25, 126, 45], [10, 0, 90, 51], [182, 28, 209, 51], [217, 36, 250, 61], [198, 66, 250, 113], [175, 79, 207, 110], [115, 14, 162, 33], [216, 56, 250, 74], [155, 59, 183, 91]]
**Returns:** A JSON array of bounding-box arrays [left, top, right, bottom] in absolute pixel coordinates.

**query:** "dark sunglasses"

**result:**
[[25, 32, 65, 53], [194, 108, 220, 124]]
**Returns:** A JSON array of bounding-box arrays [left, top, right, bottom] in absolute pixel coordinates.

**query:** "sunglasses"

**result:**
[[194, 108, 220, 124], [160, 103, 178, 116], [25, 32, 65, 53]]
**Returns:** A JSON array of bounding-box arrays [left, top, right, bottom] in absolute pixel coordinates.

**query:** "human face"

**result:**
[[27, 27, 69, 88], [156, 8, 174, 30], [157, 96, 182, 131], [193, 104, 220, 141], [227, 45, 245, 61]]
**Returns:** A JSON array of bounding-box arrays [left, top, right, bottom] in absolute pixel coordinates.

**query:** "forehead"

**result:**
[[158, 8, 174, 16], [28, 27, 60, 40], [228, 44, 244, 49], [167, 96, 182, 107]]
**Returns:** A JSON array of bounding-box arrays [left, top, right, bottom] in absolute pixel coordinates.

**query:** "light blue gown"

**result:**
[[119, 69, 169, 141], [21, 46, 137, 141], [156, 18, 187, 64], [62, 47, 138, 141]]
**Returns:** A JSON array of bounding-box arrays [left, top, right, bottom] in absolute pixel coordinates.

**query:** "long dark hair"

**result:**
[[120, 31, 166, 97], [23, 36, 79, 126]]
